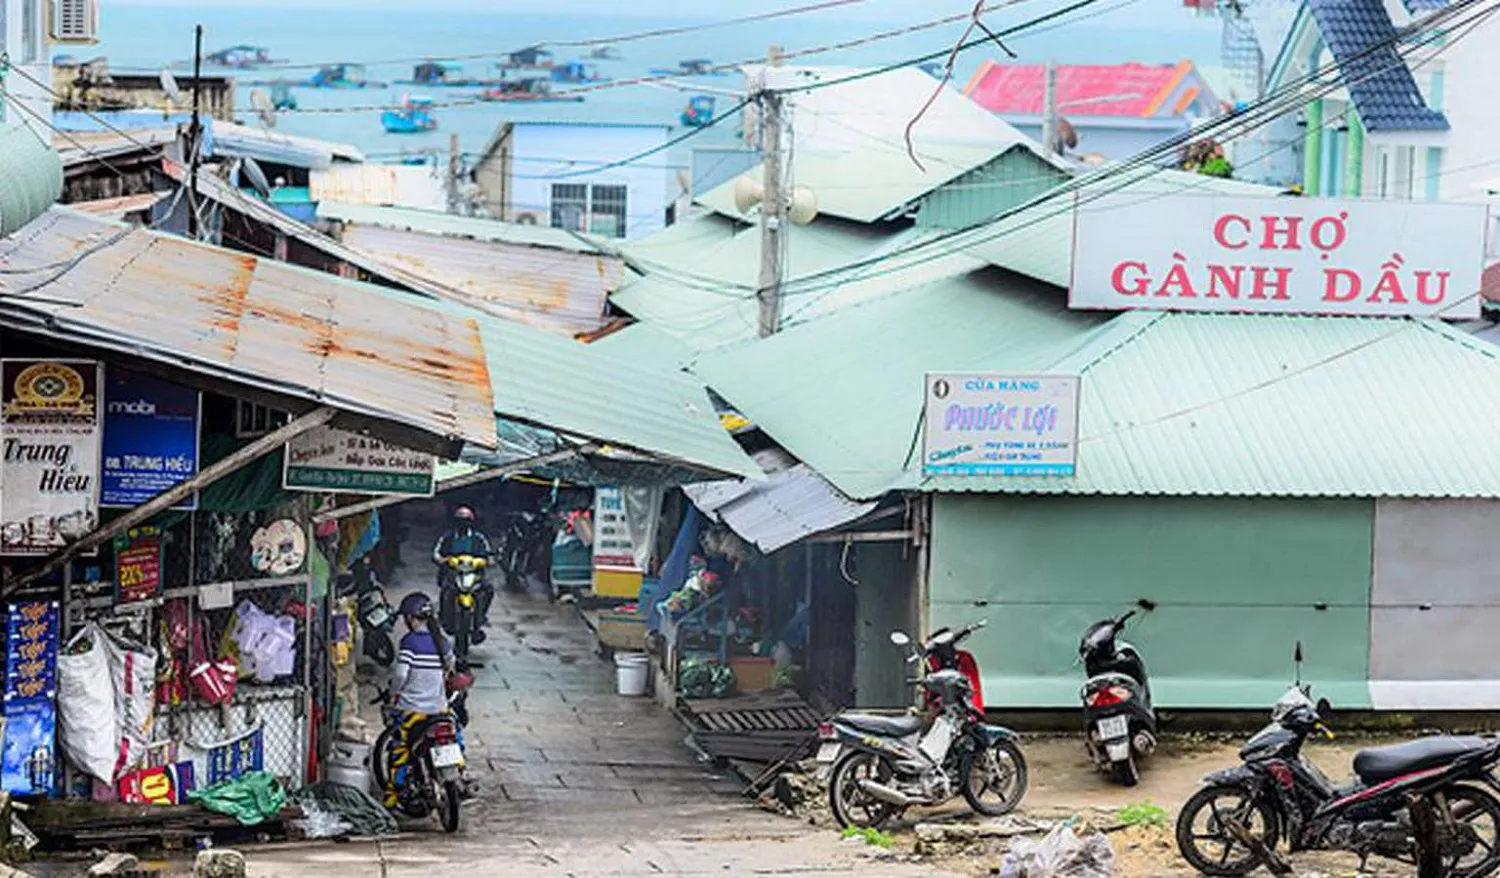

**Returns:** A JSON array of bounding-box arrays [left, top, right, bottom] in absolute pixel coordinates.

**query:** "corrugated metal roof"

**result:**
[[53, 128, 178, 168], [924, 313, 1500, 497], [684, 449, 875, 552], [694, 269, 1106, 499], [315, 202, 612, 254], [330, 222, 617, 336], [309, 164, 446, 210], [0, 126, 63, 236], [969, 168, 1290, 288], [586, 321, 696, 371], [70, 192, 164, 218], [0, 208, 497, 449], [963, 61, 1207, 118], [206, 120, 366, 169], [612, 213, 983, 353]]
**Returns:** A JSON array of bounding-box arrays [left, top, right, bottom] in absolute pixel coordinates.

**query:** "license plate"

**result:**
[[367, 607, 390, 628], [431, 743, 464, 768], [1097, 716, 1129, 740], [815, 742, 841, 763]]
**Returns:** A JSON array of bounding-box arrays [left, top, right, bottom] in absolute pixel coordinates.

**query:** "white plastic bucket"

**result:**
[[614, 652, 650, 697]]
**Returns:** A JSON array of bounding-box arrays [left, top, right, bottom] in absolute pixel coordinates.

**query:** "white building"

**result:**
[[473, 121, 674, 240], [0, 0, 64, 136]]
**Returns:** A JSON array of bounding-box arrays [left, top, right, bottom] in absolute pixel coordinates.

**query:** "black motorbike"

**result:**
[[1175, 678, 1500, 876], [337, 560, 397, 667], [1079, 607, 1157, 786], [370, 688, 468, 834], [500, 507, 553, 593], [816, 625, 1028, 830]]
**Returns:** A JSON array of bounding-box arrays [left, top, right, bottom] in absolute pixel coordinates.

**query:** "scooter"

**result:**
[[438, 554, 489, 661], [337, 560, 397, 667], [1078, 604, 1157, 786], [372, 681, 470, 833], [816, 622, 1028, 830]]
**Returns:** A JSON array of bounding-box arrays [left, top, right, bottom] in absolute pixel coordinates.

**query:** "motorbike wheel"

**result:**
[[1440, 784, 1500, 878], [960, 738, 1029, 817], [372, 725, 393, 792], [1109, 755, 1140, 788], [454, 607, 472, 661], [828, 750, 901, 830], [364, 629, 395, 667], [1175, 784, 1280, 877], [438, 778, 462, 833]]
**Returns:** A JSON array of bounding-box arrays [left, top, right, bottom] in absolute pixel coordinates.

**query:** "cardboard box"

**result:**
[[729, 656, 775, 693]]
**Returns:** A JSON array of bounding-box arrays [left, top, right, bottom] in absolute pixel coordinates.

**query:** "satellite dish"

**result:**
[[240, 157, 272, 199], [732, 175, 763, 214], [249, 89, 276, 129], [159, 69, 185, 104]]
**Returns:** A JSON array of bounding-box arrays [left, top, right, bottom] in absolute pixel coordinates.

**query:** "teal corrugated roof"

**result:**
[[693, 270, 1107, 499], [0, 126, 63, 237], [587, 321, 696, 371], [925, 313, 1500, 497]]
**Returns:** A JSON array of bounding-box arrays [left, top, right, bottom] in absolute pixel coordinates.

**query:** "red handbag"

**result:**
[[188, 618, 237, 706]]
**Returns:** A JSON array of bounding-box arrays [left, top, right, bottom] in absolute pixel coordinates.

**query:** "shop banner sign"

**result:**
[[1, 602, 58, 796], [923, 374, 1080, 477], [114, 525, 164, 605], [283, 425, 435, 496], [101, 369, 201, 509], [1, 360, 102, 556], [207, 726, 263, 784], [1069, 192, 1486, 319], [592, 487, 639, 570]]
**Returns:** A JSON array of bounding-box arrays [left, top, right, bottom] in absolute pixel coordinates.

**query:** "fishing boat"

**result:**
[[497, 45, 555, 70], [479, 74, 584, 103], [306, 63, 386, 89], [680, 95, 715, 127], [587, 46, 622, 61], [549, 61, 608, 84], [270, 81, 298, 111], [202, 45, 277, 69], [397, 60, 507, 88], [648, 58, 727, 78], [382, 95, 439, 133]]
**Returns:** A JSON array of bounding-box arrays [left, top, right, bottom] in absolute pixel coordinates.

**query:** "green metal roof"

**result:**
[[693, 269, 1107, 499], [613, 213, 983, 353], [925, 313, 1500, 498], [316, 202, 613, 254], [0, 126, 63, 237], [968, 168, 1289, 288]]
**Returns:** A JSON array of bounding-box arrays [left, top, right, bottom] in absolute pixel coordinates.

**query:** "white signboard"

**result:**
[[592, 487, 639, 570], [1, 360, 102, 556], [283, 426, 436, 496], [923, 374, 1080, 478], [1070, 193, 1486, 319]]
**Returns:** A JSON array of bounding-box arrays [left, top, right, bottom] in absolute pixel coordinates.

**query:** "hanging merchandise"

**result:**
[[101, 631, 158, 780], [249, 519, 306, 576], [155, 600, 190, 709], [228, 600, 297, 684], [188, 618, 236, 706], [56, 622, 119, 785], [1, 602, 59, 795]]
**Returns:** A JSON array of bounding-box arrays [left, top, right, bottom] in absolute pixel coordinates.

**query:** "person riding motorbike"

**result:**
[[383, 592, 455, 808], [433, 506, 495, 627]]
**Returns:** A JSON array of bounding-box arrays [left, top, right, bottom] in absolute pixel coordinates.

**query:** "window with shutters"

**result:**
[[22, 0, 41, 62], [549, 184, 588, 233], [548, 183, 628, 238]]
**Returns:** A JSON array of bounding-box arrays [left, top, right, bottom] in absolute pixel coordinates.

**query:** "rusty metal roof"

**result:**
[[0, 208, 497, 449]]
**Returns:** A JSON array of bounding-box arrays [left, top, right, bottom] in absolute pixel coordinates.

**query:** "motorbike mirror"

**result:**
[[1136, 598, 1158, 612], [1316, 697, 1332, 715], [1294, 641, 1304, 664], [889, 631, 912, 647]]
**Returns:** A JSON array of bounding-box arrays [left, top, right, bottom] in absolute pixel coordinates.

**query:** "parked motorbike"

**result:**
[[1079, 606, 1156, 786], [1175, 656, 1500, 877], [372, 686, 469, 833], [438, 553, 489, 661], [336, 560, 397, 667], [816, 623, 1028, 830]]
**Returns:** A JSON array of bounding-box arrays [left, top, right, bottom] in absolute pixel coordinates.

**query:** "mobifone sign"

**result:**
[[1069, 192, 1487, 319], [922, 373, 1080, 478]]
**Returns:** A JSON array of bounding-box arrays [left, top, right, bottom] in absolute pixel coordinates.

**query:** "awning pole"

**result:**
[[314, 446, 593, 523], [5, 405, 337, 596]]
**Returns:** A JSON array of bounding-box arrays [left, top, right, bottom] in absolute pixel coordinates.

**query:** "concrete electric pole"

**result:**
[[447, 133, 462, 214], [756, 46, 787, 339], [1040, 59, 1058, 156]]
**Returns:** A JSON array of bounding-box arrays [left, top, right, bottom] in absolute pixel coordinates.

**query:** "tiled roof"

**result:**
[[1403, 0, 1450, 12], [962, 61, 1200, 118], [1307, 0, 1449, 131]]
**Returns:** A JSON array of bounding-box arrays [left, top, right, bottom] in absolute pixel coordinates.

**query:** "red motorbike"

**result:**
[[922, 621, 987, 714]]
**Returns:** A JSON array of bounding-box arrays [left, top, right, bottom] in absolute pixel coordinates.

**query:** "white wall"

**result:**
[[1, 0, 53, 139], [509, 124, 672, 240], [1410, 21, 1500, 204]]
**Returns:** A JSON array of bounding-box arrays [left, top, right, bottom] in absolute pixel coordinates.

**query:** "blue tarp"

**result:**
[[647, 505, 703, 632]]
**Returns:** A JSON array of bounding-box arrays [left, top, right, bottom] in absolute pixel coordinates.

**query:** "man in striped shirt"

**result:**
[[384, 592, 454, 807]]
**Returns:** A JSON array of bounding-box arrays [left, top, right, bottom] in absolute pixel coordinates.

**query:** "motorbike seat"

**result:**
[[1353, 735, 1489, 784], [837, 713, 924, 738]]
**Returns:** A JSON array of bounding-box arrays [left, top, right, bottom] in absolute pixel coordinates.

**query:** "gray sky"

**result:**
[[100, 0, 1073, 20]]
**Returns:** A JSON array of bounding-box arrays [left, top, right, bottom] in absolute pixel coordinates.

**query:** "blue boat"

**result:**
[[680, 95, 715, 127], [381, 95, 438, 134]]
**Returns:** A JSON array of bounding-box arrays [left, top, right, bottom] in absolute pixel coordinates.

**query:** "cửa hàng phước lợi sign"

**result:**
[[923, 373, 1080, 478], [1068, 192, 1488, 319]]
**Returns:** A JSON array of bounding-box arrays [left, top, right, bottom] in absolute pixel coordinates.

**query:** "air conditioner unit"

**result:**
[[53, 0, 100, 44]]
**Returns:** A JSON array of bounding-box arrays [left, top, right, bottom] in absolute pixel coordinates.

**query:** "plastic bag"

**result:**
[[56, 623, 120, 784], [293, 798, 354, 839], [1000, 824, 1116, 878], [102, 630, 159, 777]]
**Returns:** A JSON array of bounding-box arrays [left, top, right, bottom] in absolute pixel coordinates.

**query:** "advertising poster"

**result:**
[[591, 487, 638, 570], [0, 360, 102, 556], [207, 726, 264, 784], [283, 425, 435, 496], [114, 525, 164, 605], [1, 602, 58, 796], [923, 374, 1081, 478], [101, 369, 201, 509]]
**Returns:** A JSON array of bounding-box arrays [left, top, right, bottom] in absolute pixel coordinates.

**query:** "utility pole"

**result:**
[[1040, 59, 1058, 156], [187, 25, 204, 240], [755, 45, 786, 339], [446, 133, 461, 214]]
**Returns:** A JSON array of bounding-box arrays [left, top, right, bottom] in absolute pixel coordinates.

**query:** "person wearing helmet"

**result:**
[[433, 505, 496, 625], [383, 592, 454, 808]]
